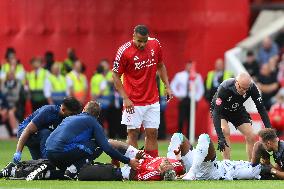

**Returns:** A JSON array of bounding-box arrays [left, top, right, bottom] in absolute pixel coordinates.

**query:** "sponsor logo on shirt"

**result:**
[[232, 103, 239, 109], [134, 56, 139, 61], [134, 58, 156, 70], [216, 98, 222, 106], [227, 96, 232, 102]]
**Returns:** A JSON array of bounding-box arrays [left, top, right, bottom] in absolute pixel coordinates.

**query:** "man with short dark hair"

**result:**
[[112, 25, 173, 158], [211, 72, 272, 160], [251, 128, 284, 179], [13, 97, 82, 164], [45, 101, 139, 180]]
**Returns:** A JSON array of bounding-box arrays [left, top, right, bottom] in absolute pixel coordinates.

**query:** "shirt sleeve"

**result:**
[[66, 75, 73, 89], [112, 47, 127, 74], [137, 171, 161, 181], [43, 78, 52, 98], [65, 77, 70, 96], [250, 83, 272, 128], [194, 74, 204, 101], [170, 73, 184, 98], [93, 121, 130, 164], [83, 75, 88, 90], [31, 107, 54, 130], [16, 69, 25, 82], [100, 80, 108, 91], [156, 39, 163, 63], [212, 86, 227, 139]]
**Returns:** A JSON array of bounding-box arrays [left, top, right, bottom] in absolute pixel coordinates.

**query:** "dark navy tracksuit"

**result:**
[[46, 112, 130, 171], [17, 105, 64, 159]]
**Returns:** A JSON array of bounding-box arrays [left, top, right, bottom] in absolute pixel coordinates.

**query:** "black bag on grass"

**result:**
[[78, 162, 122, 181], [14, 159, 55, 178]]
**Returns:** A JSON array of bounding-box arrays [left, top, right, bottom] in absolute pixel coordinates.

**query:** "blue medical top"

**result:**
[[46, 112, 130, 164], [17, 105, 63, 137]]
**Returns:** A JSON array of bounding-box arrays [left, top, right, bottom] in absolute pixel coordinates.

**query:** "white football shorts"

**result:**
[[121, 102, 160, 129]]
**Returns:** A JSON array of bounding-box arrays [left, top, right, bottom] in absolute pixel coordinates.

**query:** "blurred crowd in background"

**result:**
[[2, 31, 284, 139], [0, 47, 128, 138]]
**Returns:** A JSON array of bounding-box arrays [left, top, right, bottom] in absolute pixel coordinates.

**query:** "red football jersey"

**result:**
[[112, 38, 163, 106], [135, 157, 184, 181]]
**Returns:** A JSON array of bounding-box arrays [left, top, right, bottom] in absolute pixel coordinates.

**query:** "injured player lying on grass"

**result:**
[[110, 133, 262, 181], [0, 135, 187, 181], [0, 133, 263, 181]]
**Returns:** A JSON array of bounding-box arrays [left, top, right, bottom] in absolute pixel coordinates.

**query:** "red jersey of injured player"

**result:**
[[130, 156, 185, 181]]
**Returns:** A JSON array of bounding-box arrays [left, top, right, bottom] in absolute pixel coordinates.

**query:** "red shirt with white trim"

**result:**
[[112, 38, 163, 106], [134, 156, 184, 181]]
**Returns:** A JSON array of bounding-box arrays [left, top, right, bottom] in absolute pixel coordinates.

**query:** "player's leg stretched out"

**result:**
[[167, 133, 194, 172]]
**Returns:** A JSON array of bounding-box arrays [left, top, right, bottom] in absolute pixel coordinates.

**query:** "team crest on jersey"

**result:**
[[49, 125, 55, 130], [216, 98, 222, 106]]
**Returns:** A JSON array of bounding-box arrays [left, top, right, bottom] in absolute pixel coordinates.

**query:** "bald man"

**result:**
[[211, 72, 271, 160]]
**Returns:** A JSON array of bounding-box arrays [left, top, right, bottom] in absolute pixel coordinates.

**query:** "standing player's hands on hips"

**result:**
[[165, 88, 174, 102], [217, 137, 229, 152], [13, 151, 22, 164], [124, 98, 135, 114], [129, 159, 139, 170]]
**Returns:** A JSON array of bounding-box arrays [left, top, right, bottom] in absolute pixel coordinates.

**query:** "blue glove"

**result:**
[[13, 151, 22, 164]]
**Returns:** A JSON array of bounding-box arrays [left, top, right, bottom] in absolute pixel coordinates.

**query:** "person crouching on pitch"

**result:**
[[45, 101, 139, 180]]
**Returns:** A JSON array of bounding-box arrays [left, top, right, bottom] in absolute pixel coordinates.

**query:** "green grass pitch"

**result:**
[[0, 139, 283, 189]]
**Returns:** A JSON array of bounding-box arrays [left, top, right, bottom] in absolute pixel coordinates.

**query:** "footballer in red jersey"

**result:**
[[132, 156, 185, 181], [112, 25, 173, 158], [107, 136, 188, 181]]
